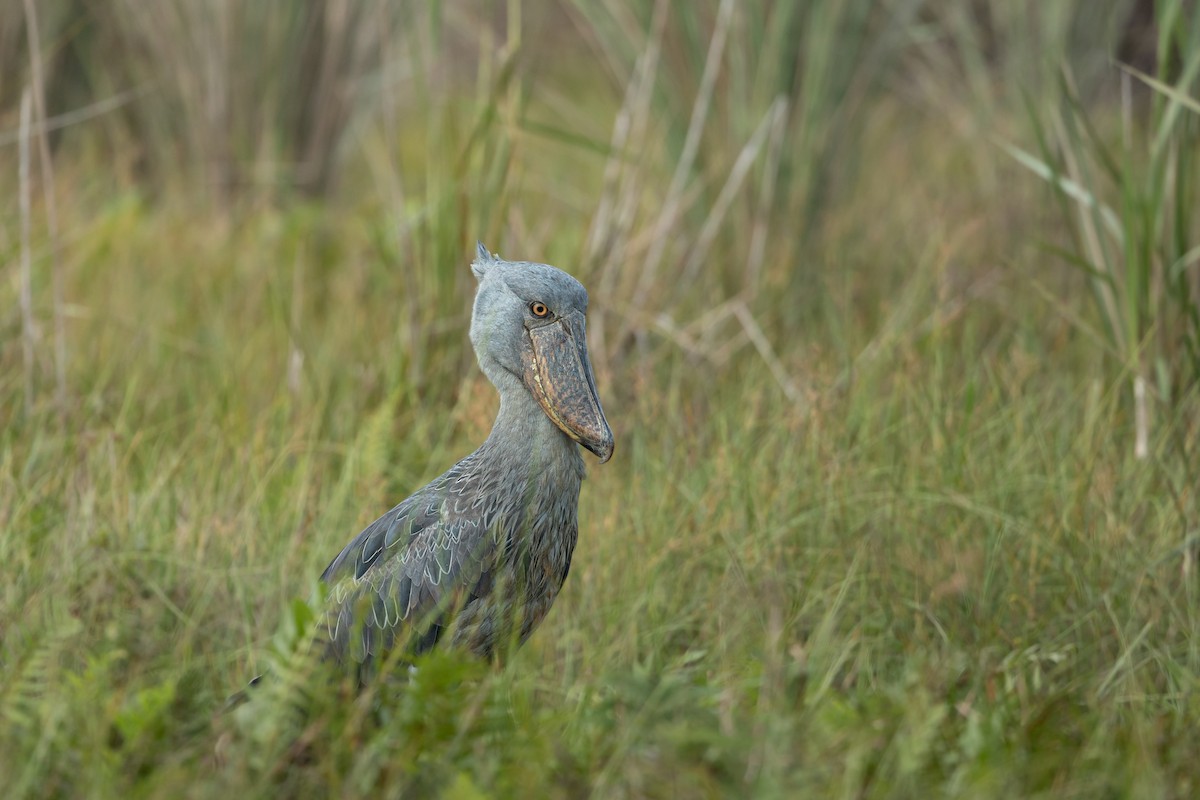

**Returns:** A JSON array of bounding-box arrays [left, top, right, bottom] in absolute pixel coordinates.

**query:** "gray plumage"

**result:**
[[317, 244, 613, 676]]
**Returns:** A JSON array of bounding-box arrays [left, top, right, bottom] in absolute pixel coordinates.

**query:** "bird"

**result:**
[[311, 243, 614, 682]]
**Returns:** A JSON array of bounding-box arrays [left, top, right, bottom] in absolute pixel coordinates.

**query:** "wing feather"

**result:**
[[318, 474, 502, 670]]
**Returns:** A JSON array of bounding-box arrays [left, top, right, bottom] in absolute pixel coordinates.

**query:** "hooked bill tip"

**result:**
[[589, 437, 615, 463]]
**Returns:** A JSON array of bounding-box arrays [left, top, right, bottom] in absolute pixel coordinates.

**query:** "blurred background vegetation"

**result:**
[[1, 0, 1199, 797]]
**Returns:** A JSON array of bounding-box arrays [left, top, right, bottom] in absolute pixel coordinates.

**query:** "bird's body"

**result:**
[[311, 244, 612, 678], [319, 391, 584, 666]]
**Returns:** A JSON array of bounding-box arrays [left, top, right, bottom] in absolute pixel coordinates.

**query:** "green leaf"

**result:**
[[996, 140, 1124, 243], [114, 681, 176, 743]]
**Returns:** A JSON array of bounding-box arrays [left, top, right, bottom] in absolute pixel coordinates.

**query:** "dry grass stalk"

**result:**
[[744, 95, 790, 299], [22, 0, 66, 407], [679, 97, 788, 290], [0, 87, 146, 147], [19, 87, 36, 413], [734, 301, 804, 408], [587, 0, 669, 373], [631, 0, 736, 312]]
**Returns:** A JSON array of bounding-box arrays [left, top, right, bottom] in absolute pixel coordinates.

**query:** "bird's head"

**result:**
[[470, 243, 614, 463]]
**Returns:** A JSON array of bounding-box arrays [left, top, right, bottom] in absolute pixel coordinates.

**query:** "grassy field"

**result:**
[[2, 1, 1199, 797]]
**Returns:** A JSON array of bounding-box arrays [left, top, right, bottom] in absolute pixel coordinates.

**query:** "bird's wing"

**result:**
[[317, 472, 506, 665]]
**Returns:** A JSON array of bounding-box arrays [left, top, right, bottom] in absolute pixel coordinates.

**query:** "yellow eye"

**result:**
[[530, 302, 550, 318]]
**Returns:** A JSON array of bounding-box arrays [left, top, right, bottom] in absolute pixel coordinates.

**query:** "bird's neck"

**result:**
[[479, 378, 584, 489]]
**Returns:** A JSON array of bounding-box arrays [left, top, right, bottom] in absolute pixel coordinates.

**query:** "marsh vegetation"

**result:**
[[2, 1, 1198, 796]]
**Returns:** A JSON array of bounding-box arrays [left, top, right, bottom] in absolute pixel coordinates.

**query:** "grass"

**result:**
[[1001, 0, 1200, 459], [2, 1, 1200, 798]]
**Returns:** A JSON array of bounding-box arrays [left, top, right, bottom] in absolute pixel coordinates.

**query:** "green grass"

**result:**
[[1000, 0, 1200, 459], [3, 2, 1200, 798]]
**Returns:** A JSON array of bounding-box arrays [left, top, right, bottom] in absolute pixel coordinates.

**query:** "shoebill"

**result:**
[[316, 243, 613, 678]]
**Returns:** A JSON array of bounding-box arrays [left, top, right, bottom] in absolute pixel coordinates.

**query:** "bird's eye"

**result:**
[[530, 302, 550, 318]]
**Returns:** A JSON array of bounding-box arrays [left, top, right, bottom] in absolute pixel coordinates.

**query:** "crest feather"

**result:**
[[472, 242, 495, 280]]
